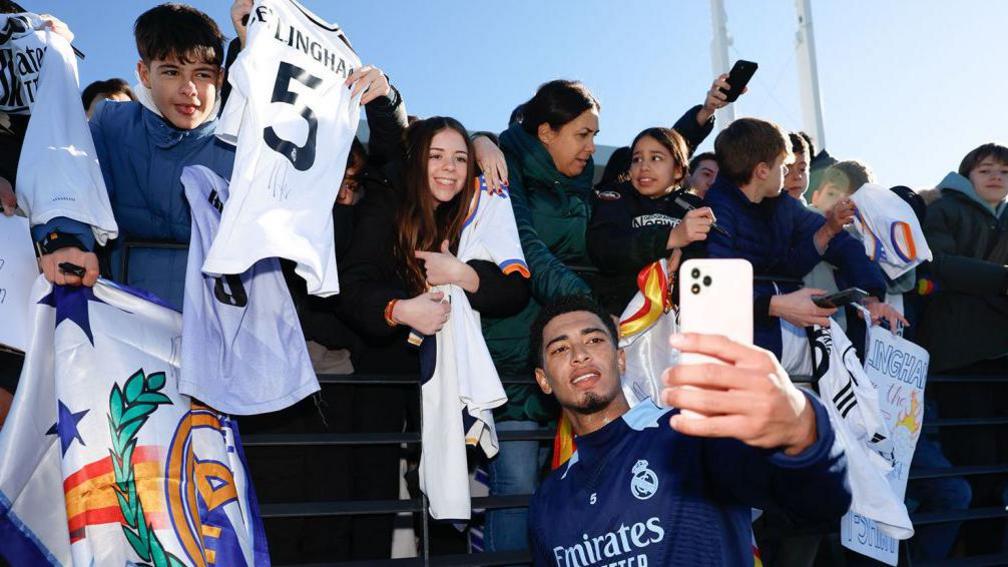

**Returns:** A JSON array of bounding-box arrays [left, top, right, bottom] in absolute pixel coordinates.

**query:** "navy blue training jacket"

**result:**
[[528, 397, 850, 567]]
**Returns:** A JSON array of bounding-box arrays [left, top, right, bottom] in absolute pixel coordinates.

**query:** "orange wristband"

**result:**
[[384, 299, 399, 327]]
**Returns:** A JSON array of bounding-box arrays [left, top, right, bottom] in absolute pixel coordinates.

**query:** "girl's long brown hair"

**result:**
[[394, 116, 478, 294]]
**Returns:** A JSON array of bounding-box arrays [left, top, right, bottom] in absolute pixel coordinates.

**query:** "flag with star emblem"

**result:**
[[0, 277, 270, 566]]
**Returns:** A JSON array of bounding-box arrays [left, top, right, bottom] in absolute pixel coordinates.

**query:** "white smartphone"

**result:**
[[676, 259, 754, 416]]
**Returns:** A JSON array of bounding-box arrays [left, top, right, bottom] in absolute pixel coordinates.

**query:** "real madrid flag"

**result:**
[[0, 277, 269, 566]]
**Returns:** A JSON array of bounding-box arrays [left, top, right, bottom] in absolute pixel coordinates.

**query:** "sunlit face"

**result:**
[[137, 57, 221, 130], [688, 158, 718, 197], [630, 136, 683, 198], [968, 156, 1008, 208], [761, 152, 789, 200], [539, 108, 599, 177], [427, 128, 469, 205], [86, 91, 132, 119], [812, 181, 849, 211], [784, 152, 809, 199], [535, 310, 625, 416]]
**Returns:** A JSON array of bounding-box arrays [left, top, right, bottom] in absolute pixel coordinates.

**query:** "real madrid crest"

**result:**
[[630, 459, 658, 500]]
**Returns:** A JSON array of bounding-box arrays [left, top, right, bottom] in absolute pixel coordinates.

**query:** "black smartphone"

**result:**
[[812, 287, 868, 309], [58, 262, 86, 278], [721, 60, 758, 103]]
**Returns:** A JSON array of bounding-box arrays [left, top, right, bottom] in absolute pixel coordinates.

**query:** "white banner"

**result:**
[[841, 327, 928, 565], [0, 215, 38, 352]]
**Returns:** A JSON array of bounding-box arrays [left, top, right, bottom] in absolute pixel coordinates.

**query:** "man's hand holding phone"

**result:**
[[661, 333, 817, 456], [769, 287, 837, 328], [39, 248, 99, 287]]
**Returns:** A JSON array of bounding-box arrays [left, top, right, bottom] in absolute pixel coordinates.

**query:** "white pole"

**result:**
[[794, 0, 826, 149], [710, 0, 735, 127]]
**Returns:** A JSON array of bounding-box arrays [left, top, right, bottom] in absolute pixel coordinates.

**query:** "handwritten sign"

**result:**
[[841, 328, 928, 565], [0, 215, 39, 352]]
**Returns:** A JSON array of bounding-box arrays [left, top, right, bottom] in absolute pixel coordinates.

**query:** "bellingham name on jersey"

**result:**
[[248, 4, 353, 79]]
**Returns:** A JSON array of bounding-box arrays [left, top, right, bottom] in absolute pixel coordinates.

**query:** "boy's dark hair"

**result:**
[[134, 4, 224, 66], [714, 118, 788, 186], [830, 160, 874, 192], [798, 131, 816, 159], [531, 295, 617, 368], [81, 78, 135, 109], [521, 79, 600, 136], [788, 132, 809, 157], [688, 151, 717, 174], [958, 143, 1008, 177]]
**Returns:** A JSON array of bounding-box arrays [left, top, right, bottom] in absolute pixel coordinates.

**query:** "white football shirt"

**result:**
[[851, 183, 932, 280], [419, 178, 529, 520], [0, 12, 46, 115], [181, 165, 319, 415], [15, 28, 117, 245], [207, 0, 361, 297]]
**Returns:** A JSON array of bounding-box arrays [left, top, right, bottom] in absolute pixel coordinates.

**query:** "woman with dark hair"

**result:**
[[338, 116, 530, 558], [588, 127, 715, 315]]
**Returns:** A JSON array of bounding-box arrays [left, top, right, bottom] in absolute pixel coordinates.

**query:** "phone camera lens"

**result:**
[[691, 268, 700, 279], [703, 276, 712, 287], [691, 283, 701, 294]]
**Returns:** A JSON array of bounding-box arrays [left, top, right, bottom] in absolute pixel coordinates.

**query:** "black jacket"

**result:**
[[917, 173, 1008, 371], [588, 183, 704, 314]]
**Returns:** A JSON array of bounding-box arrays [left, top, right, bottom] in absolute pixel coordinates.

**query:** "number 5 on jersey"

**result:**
[[264, 61, 321, 171]]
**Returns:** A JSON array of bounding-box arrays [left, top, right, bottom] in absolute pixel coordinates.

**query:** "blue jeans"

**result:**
[[485, 420, 544, 556]]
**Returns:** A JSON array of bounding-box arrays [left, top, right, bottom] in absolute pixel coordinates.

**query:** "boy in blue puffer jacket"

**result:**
[[703, 117, 904, 360], [32, 4, 233, 309]]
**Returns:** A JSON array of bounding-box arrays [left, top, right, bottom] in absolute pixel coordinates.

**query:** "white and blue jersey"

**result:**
[[528, 397, 850, 566]]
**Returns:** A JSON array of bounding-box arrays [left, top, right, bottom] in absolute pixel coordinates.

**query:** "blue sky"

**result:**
[[43, 0, 1007, 189]]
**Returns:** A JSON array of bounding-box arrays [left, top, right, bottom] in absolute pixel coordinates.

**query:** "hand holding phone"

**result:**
[[720, 60, 758, 103], [673, 259, 753, 417], [811, 287, 868, 309], [661, 333, 818, 454]]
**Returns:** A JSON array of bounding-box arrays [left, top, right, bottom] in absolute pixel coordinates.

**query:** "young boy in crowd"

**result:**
[[32, 4, 233, 308], [783, 132, 810, 203], [917, 143, 1008, 554], [686, 151, 718, 197], [80, 78, 135, 119], [702, 118, 904, 360], [809, 159, 875, 213], [919, 143, 1008, 372]]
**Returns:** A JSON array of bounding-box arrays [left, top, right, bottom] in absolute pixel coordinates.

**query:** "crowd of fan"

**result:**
[[1, 2, 1006, 565]]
